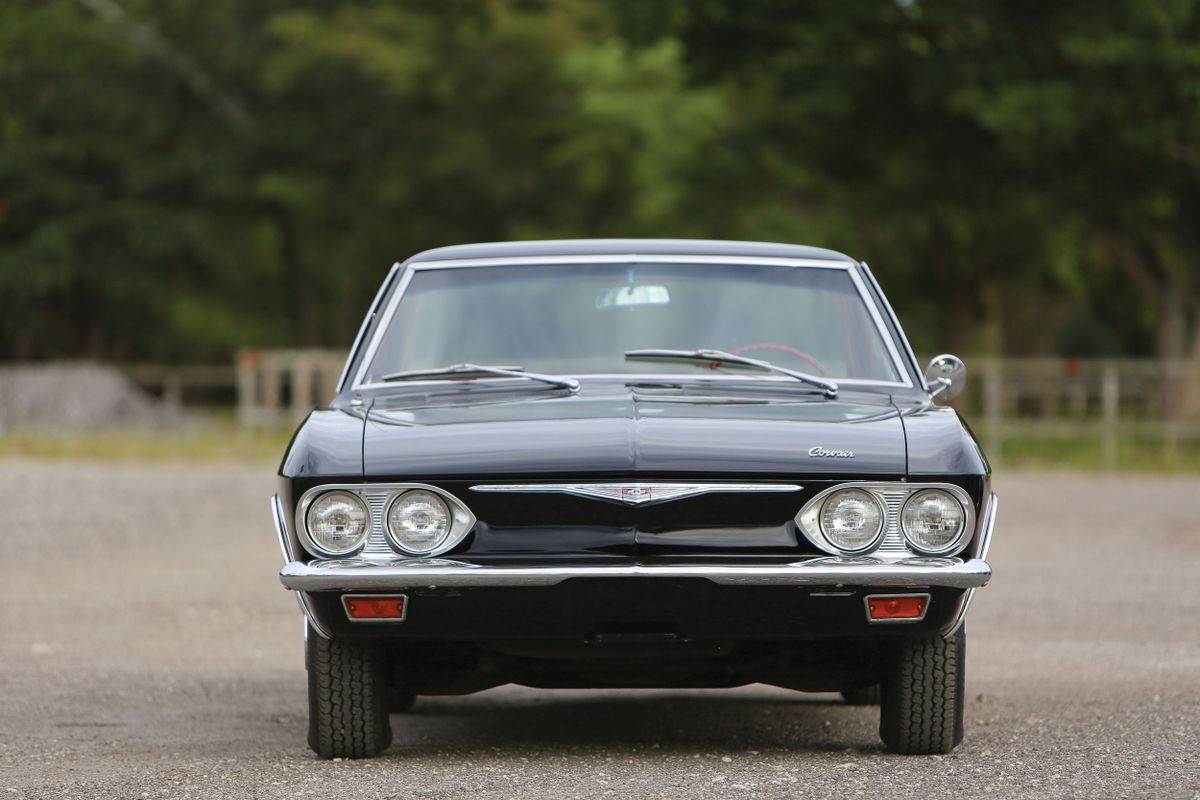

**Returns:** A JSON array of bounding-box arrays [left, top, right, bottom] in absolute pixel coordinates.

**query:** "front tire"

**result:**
[[306, 626, 392, 758], [879, 626, 966, 754]]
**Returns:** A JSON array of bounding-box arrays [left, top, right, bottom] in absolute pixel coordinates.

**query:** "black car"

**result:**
[[273, 239, 995, 758]]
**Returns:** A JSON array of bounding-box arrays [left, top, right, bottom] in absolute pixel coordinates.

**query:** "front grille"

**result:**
[[363, 492, 393, 556], [877, 488, 911, 556], [344, 479, 927, 559]]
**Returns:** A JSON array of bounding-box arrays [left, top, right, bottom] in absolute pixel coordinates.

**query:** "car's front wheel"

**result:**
[[879, 626, 966, 754], [306, 626, 392, 758]]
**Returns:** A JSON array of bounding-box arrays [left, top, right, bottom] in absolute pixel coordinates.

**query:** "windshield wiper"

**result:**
[[380, 364, 580, 393], [624, 348, 838, 398]]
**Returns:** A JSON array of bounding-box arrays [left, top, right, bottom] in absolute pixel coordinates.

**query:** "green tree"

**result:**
[[2, 0, 1198, 363]]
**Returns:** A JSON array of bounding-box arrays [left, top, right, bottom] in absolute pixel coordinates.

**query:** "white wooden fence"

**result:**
[[234, 348, 346, 427], [958, 357, 1200, 467], [226, 351, 1200, 468]]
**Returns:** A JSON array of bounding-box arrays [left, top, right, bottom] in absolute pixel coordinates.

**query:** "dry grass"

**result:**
[[0, 423, 292, 462], [2, 419, 1197, 472]]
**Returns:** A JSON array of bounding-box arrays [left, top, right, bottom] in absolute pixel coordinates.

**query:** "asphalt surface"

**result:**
[[2, 460, 1197, 799]]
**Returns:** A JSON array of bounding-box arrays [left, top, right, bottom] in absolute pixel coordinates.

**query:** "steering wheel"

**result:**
[[730, 343, 830, 376]]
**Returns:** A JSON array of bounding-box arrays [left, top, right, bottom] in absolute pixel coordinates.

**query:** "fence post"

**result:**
[[1163, 359, 1181, 464], [261, 364, 282, 427], [237, 350, 262, 427], [983, 359, 1003, 466], [1101, 361, 1119, 469], [163, 370, 183, 412], [292, 357, 312, 422]]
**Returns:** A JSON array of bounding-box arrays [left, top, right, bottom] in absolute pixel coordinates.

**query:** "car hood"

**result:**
[[361, 385, 905, 478]]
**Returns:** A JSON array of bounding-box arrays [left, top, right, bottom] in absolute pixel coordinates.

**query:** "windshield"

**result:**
[[361, 262, 903, 384]]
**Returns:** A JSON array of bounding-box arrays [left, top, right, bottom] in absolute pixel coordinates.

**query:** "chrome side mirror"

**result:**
[[925, 354, 967, 401]]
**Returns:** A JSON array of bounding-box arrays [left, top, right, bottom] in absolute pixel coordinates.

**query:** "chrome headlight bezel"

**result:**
[[386, 489, 454, 555], [295, 483, 477, 559], [795, 482, 976, 557], [299, 489, 371, 557], [899, 488, 969, 555], [814, 487, 887, 554]]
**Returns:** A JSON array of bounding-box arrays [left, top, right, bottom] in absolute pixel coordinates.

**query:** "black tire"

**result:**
[[879, 626, 966, 755], [841, 684, 881, 705], [306, 626, 392, 759]]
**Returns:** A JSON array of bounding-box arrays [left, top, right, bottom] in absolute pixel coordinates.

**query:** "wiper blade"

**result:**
[[380, 364, 580, 393], [624, 348, 838, 397]]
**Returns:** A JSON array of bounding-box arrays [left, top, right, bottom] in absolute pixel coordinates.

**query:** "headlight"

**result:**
[[387, 490, 452, 554], [304, 491, 369, 556], [819, 488, 885, 553], [900, 489, 967, 554]]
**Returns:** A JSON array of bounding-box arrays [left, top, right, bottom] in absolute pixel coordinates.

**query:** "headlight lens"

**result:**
[[305, 491, 369, 555], [900, 489, 966, 553], [387, 490, 452, 554], [819, 488, 885, 553]]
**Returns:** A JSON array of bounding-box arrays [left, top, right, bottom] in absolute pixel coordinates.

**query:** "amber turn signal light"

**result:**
[[865, 594, 928, 621], [343, 594, 408, 620]]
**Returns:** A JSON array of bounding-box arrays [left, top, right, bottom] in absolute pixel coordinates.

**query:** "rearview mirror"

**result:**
[[924, 354, 967, 401], [596, 285, 670, 309]]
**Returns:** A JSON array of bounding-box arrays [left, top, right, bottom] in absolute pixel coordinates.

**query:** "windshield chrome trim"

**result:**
[[351, 255, 915, 391], [858, 261, 926, 390], [843, 267, 913, 388], [337, 262, 403, 393], [413, 254, 856, 269]]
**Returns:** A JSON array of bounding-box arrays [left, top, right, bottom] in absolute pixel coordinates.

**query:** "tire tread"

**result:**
[[306, 628, 391, 758], [879, 627, 965, 754]]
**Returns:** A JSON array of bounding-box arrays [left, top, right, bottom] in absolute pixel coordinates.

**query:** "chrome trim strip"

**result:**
[[280, 556, 992, 592], [336, 262, 402, 393], [271, 494, 295, 563], [272, 494, 332, 639], [469, 482, 801, 506], [844, 266, 913, 387], [295, 483, 477, 560], [342, 593, 409, 623], [413, 254, 856, 269], [795, 482, 976, 558], [351, 255, 914, 390], [857, 261, 925, 388], [942, 492, 998, 637], [351, 263, 418, 389], [976, 492, 998, 562], [863, 592, 932, 624]]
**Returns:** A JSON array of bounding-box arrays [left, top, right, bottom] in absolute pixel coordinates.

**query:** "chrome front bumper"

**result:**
[[274, 492, 996, 638], [279, 555, 992, 592]]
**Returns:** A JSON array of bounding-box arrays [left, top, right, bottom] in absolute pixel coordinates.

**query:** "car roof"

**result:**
[[405, 238, 856, 265]]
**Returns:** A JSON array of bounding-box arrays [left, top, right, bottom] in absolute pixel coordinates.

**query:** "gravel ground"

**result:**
[[2, 460, 1197, 799], [0, 365, 187, 433]]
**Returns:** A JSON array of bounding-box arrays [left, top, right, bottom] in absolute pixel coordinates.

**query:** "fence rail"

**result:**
[[234, 349, 346, 427], [118, 353, 1200, 467], [954, 357, 1200, 467]]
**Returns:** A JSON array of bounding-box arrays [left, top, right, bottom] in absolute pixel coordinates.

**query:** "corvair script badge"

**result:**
[[469, 482, 802, 506], [808, 446, 856, 459]]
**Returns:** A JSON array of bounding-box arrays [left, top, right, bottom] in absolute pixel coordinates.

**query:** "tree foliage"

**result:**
[[2, 0, 1198, 361]]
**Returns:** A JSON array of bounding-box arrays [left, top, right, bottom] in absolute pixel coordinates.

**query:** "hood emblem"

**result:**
[[809, 446, 855, 458], [470, 482, 801, 506]]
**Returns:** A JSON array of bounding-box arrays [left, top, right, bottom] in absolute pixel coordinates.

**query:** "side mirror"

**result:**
[[924, 354, 967, 401]]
